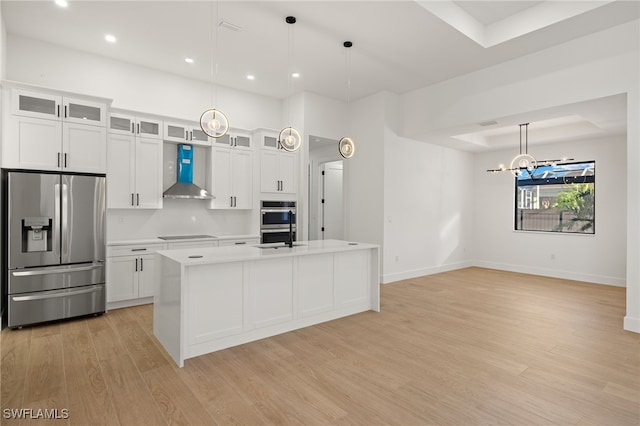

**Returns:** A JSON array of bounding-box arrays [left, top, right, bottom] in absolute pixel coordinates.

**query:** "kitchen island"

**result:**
[[153, 239, 380, 367]]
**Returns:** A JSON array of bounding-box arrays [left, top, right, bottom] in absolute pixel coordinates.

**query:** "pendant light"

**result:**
[[200, 0, 229, 138], [338, 40, 355, 159], [486, 123, 536, 175], [509, 123, 536, 176], [278, 16, 302, 152], [486, 123, 574, 175]]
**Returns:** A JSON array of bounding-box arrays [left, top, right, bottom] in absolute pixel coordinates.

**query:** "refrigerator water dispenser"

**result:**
[[22, 217, 52, 252]]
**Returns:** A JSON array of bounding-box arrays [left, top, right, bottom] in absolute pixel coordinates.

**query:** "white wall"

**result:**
[[0, 7, 6, 80], [7, 36, 282, 130], [401, 20, 639, 332], [383, 129, 474, 283], [344, 92, 386, 248], [474, 136, 627, 285]]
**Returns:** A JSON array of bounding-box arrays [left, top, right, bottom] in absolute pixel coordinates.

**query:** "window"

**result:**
[[514, 161, 595, 234]]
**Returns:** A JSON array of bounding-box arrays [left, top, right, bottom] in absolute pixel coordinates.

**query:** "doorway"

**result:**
[[308, 135, 345, 241], [320, 160, 344, 240]]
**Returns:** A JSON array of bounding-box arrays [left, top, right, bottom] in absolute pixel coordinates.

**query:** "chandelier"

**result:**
[[487, 123, 572, 175]]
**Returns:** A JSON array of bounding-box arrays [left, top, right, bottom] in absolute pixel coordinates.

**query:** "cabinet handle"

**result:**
[[140, 258, 144, 271], [131, 248, 147, 252], [233, 196, 236, 207], [185, 130, 189, 141], [135, 258, 138, 272], [64, 105, 67, 118], [131, 193, 135, 206], [57, 105, 61, 118], [64, 153, 67, 168], [189, 131, 193, 141], [57, 152, 61, 167], [137, 193, 140, 206], [131, 123, 135, 134], [234, 242, 246, 245], [137, 123, 140, 134]]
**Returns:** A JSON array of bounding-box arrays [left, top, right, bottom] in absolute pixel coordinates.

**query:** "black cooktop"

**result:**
[[157, 235, 217, 241]]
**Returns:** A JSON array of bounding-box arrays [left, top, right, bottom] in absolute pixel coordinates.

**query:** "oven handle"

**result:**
[[11, 285, 103, 302], [12, 263, 103, 277], [261, 209, 296, 213], [260, 228, 296, 233]]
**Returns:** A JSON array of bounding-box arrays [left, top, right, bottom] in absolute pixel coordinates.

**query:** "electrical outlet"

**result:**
[[395, 255, 399, 262], [119, 216, 124, 224], [550, 253, 556, 260]]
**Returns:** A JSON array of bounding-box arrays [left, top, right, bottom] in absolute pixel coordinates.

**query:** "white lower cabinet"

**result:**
[[297, 253, 334, 317], [106, 243, 164, 305], [249, 258, 294, 328], [188, 262, 244, 345], [334, 250, 370, 308]]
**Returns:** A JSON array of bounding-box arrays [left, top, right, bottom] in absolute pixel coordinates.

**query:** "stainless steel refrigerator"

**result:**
[[2, 170, 106, 328]]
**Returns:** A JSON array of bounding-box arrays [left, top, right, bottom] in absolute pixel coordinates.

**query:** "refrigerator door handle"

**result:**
[[11, 263, 103, 277], [54, 183, 62, 259], [12, 285, 103, 302], [61, 183, 69, 260]]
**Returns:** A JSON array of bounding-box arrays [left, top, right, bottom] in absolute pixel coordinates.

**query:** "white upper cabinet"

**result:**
[[12, 89, 107, 127], [109, 112, 163, 139], [208, 129, 253, 210], [211, 129, 252, 150], [164, 121, 210, 146], [256, 129, 297, 195], [2, 86, 109, 173], [107, 110, 163, 209]]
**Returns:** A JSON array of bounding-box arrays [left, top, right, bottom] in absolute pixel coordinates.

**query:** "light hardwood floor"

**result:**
[[1, 267, 639, 425]]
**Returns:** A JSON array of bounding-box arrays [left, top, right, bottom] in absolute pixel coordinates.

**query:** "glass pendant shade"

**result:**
[[278, 126, 302, 152], [200, 108, 229, 138], [338, 137, 355, 158]]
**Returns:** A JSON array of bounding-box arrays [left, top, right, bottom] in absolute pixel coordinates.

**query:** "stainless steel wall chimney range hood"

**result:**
[[163, 144, 214, 199]]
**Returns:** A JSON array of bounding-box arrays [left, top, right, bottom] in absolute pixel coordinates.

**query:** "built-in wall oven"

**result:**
[[260, 201, 296, 244]]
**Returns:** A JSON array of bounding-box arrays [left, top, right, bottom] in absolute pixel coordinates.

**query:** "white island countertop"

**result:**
[[156, 239, 378, 266], [154, 239, 380, 367]]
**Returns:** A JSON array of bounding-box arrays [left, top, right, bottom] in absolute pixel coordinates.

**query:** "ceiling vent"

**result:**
[[478, 120, 498, 126]]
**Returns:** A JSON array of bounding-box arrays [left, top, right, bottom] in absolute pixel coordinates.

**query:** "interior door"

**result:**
[[62, 174, 106, 264], [322, 161, 344, 240]]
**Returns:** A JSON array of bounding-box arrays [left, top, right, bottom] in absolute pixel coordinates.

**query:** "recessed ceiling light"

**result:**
[[292, 72, 300, 78], [185, 58, 194, 64], [246, 75, 255, 80], [54, 0, 68, 7], [104, 34, 117, 43]]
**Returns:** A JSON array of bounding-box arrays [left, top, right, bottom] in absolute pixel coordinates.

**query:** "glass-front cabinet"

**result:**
[[2, 86, 109, 173], [11, 89, 106, 127], [211, 129, 251, 150], [109, 112, 163, 139], [163, 121, 210, 146]]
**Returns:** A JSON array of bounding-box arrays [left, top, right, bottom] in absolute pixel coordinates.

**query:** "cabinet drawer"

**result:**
[[107, 243, 165, 257], [219, 238, 259, 247]]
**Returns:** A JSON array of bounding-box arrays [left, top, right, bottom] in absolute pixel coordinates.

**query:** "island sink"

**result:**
[[255, 242, 307, 249]]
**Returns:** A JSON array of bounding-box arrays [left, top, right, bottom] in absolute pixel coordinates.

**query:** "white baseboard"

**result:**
[[381, 261, 473, 284], [624, 316, 640, 333], [107, 296, 153, 311], [472, 260, 626, 287]]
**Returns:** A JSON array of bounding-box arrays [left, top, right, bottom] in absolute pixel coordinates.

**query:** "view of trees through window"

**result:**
[[515, 161, 595, 234]]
